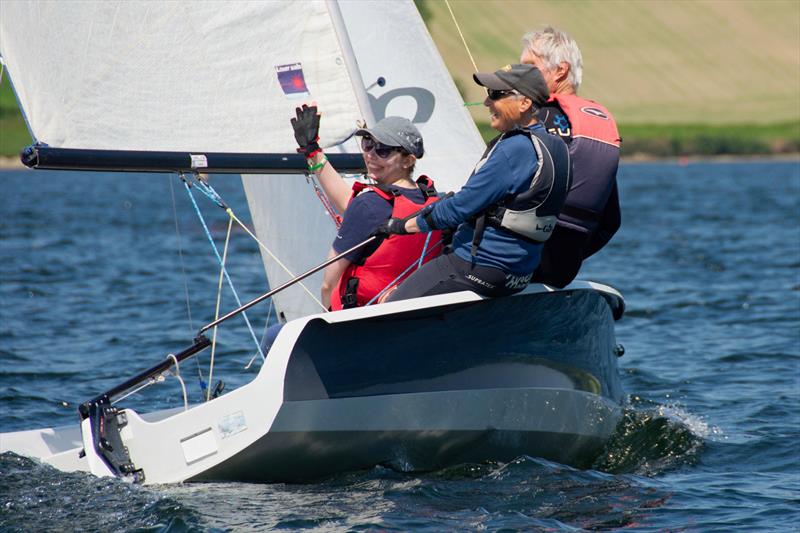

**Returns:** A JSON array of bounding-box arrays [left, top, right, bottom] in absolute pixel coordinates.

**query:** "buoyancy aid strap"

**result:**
[[350, 176, 438, 206], [349, 181, 394, 204], [561, 203, 601, 222], [415, 175, 437, 199], [470, 128, 544, 253]]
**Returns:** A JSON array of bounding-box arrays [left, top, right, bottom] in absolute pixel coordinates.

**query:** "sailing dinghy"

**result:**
[[0, 0, 626, 484]]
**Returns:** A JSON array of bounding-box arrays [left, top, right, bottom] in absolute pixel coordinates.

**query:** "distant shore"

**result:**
[[0, 155, 22, 169]]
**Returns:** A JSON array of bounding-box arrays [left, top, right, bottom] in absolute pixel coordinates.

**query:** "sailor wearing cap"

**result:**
[[291, 107, 443, 310], [383, 64, 573, 301]]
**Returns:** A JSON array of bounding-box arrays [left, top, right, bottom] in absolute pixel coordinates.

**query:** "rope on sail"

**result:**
[[182, 179, 266, 363], [364, 235, 442, 306], [189, 175, 327, 311], [206, 215, 234, 401]]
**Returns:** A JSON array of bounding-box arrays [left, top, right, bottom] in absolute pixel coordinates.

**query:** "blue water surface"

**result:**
[[1, 160, 799, 532]]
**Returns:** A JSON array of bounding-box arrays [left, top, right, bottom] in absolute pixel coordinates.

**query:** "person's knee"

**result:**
[[260, 323, 285, 354]]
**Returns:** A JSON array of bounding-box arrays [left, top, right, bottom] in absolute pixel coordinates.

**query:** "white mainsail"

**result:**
[[0, 1, 362, 151], [242, 0, 486, 320], [0, 0, 486, 322]]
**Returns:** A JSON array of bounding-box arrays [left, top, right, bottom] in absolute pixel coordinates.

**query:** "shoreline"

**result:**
[[621, 152, 800, 164], [1, 153, 797, 171], [0, 155, 23, 169]]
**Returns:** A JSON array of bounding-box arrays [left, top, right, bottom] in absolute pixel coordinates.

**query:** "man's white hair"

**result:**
[[522, 26, 583, 92]]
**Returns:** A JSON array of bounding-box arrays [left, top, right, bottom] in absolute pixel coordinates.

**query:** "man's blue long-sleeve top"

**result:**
[[416, 123, 545, 275]]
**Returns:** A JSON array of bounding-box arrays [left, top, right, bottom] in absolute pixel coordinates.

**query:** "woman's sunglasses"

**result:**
[[361, 136, 403, 159], [486, 88, 520, 101]]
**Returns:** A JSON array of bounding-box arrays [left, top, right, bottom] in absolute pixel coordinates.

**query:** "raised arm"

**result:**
[[291, 104, 351, 213]]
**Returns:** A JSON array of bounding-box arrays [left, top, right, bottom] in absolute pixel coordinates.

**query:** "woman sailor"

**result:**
[[291, 107, 443, 310]]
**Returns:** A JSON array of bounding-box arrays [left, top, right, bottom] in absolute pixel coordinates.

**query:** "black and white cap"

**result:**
[[473, 64, 549, 107]]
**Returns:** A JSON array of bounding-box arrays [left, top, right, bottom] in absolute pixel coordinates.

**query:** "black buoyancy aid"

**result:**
[[547, 93, 620, 234], [330, 176, 443, 310], [471, 126, 572, 253]]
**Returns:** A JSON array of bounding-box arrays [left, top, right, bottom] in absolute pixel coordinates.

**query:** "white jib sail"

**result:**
[[242, 0, 486, 321]]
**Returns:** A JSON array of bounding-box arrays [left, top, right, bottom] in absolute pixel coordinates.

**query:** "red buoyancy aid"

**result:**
[[547, 93, 621, 237], [330, 177, 444, 311], [549, 93, 621, 148]]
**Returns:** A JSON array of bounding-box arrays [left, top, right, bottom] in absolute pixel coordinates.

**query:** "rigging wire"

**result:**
[[443, 0, 485, 107], [246, 298, 275, 370], [168, 175, 206, 393], [190, 176, 326, 311], [182, 178, 266, 362], [206, 216, 234, 401], [112, 376, 160, 405], [444, 0, 479, 73], [168, 176, 195, 331], [225, 207, 327, 311], [307, 173, 343, 229]]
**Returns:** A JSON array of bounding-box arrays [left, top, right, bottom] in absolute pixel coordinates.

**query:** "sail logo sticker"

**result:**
[[276, 63, 310, 98], [580, 106, 609, 120]]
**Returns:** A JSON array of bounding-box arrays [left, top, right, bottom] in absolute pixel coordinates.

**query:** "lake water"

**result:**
[[1, 160, 798, 532]]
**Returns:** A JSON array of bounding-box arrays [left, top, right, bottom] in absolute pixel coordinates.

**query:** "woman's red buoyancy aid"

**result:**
[[330, 177, 443, 310]]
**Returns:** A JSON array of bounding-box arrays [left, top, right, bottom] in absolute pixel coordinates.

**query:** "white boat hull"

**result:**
[[1, 282, 625, 484]]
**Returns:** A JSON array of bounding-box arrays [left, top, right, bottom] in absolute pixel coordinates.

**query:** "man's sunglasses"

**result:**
[[486, 88, 520, 101], [361, 136, 404, 159]]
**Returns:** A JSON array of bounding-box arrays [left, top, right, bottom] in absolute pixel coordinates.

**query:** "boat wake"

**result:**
[[592, 399, 711, 476], [0, 452, 203, 533]]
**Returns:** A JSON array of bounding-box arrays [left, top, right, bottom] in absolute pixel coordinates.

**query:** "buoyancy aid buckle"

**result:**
[[415, 175, 437, 200], [341, 277, 360, 309]]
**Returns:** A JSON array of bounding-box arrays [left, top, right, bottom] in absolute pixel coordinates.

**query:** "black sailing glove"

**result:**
[[290, 104, 321, 157], [371, 217, 409, 238]]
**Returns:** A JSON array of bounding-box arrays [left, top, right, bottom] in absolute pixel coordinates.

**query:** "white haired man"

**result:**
[[522, 26, 621, 288]]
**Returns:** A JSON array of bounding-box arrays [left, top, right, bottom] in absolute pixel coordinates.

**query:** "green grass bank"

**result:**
[[475, 121, 800, 158]]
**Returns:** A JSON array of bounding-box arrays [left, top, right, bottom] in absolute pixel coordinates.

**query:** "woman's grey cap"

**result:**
[[473, 64, 549, 107], [355, 116, 424, 158]]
